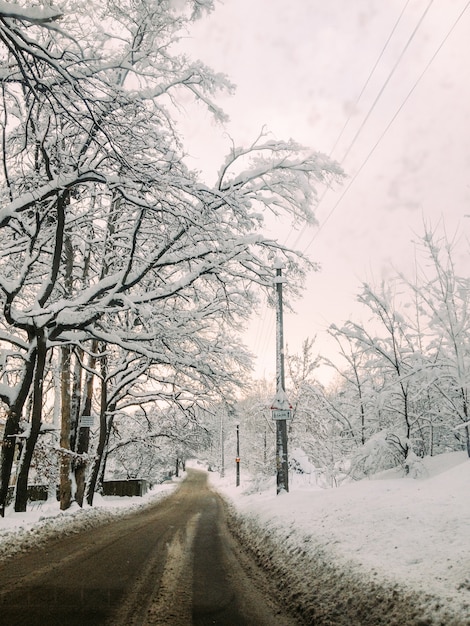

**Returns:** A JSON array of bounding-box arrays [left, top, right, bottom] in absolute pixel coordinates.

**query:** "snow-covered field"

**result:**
[[0, 453, 469, 623]]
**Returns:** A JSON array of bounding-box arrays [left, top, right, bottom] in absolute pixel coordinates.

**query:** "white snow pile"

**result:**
[[211, 450, 470, 622]]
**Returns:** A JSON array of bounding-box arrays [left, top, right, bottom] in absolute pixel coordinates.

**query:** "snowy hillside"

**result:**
[[211, 451, 470, 623]]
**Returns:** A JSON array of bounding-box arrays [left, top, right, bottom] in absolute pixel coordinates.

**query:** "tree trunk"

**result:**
[[59, 345, 72, 510], [15, 330, 47, 512], [97, 414, 115, 490], [86, 351, 112, 506], [0, 412, 20, 517], [0, 347, 37, 516], [460, 389, 470, 458], [84, 435, 106, 506], [74, 340, 98, 506], [69, 347, 83, 453], [74, 435, 89, 508]]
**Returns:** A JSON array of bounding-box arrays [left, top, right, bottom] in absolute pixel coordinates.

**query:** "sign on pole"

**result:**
[[270, 388, 292, 421], [271, 409, 292, 421], [79, 415, 94, 428]]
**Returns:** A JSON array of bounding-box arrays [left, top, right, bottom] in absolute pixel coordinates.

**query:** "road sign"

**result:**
[[270, 388, 292, 421], [271, 409, 292, 421]]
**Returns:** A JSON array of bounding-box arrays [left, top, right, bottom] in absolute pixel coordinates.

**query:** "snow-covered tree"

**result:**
[[325, 328, 375, 446], [0, 1, 343, 512], [339, 283, 423, 473], [406, 228, 470, 456]]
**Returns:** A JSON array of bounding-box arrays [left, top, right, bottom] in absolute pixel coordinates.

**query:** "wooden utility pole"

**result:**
[[220, 408, 225, 478], [235, 423, 240, 487], [272, 260, 291, 494]]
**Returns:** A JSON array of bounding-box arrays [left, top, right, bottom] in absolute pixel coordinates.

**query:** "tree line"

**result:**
[[216, 228, 470, 487]]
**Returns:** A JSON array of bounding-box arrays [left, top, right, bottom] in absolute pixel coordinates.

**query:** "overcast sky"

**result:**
[[181, 0, 470, 383]]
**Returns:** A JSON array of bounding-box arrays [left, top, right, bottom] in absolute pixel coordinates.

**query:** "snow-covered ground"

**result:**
[[0, 453, 469, 623], [211, 451, 470, 623]]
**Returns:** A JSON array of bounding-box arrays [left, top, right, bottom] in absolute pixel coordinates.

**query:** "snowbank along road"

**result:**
[[0, 469, 465, 625]]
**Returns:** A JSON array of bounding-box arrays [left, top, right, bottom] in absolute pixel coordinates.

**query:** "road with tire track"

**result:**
[[0, 470, 299, 625]]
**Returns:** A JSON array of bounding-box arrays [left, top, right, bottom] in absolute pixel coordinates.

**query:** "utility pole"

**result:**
[[235, 423, 240, 487], [271, 259, 291, 494], [220, 409, 225, 478]]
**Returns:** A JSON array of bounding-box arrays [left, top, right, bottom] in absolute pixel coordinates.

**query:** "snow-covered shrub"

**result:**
[[349, 431, 405, 479]]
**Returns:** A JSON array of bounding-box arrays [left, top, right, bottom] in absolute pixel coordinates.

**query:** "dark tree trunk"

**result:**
[[69, 347, 83, 452], [74, 427, 90, 507], [0, 412, 20, 517], [59, 345, 72, 510], [15, 330, 47, 512], [97, 414, 115, 490], [86, 349, 112, 506], [0, 347, 37, 516], [86, 404, 114, 506], [59, 235, 74, 509]]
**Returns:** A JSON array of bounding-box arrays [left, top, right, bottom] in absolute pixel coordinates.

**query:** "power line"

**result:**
[[253, 0, 469, 371], [256, 0, 422, 362], [339, 0, 435, 165], [328, 0, 412, 160], [290, 0, 414, 250], [302, 0, 470, 256]]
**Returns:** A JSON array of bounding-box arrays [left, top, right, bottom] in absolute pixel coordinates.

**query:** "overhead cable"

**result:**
[[290, 0, 414, 250], [302, 0, 470, 255]]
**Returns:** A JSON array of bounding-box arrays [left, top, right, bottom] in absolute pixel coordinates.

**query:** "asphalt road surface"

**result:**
[[0, 470, 300, 625]]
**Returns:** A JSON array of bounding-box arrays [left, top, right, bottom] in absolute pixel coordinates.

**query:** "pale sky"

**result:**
[[180, 0, 470, 383]]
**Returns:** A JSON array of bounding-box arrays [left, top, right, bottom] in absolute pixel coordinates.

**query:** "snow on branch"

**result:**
[[0, 171, 106, 226], [0, 330, 29, 351], [215, 134, 344, 224], [0, 2, 62, 24]]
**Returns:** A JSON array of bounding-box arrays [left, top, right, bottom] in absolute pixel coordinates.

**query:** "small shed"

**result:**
[[102, 479, 150, 497]]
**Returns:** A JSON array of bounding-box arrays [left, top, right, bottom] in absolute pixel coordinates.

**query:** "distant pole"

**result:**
[[274, 260, 289, 494], [236, 423, 240, 487], [220, 409, 225, 478], [264, 428, 267, 468]]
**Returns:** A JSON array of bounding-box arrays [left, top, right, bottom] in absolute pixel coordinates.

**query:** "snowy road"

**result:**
[[0, 471, 298, 625], [0, 469, 465, 625]]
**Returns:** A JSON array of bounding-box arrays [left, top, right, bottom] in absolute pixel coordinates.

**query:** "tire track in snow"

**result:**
[[110, 513, 199, 626], [143, 513, 199, 625]]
